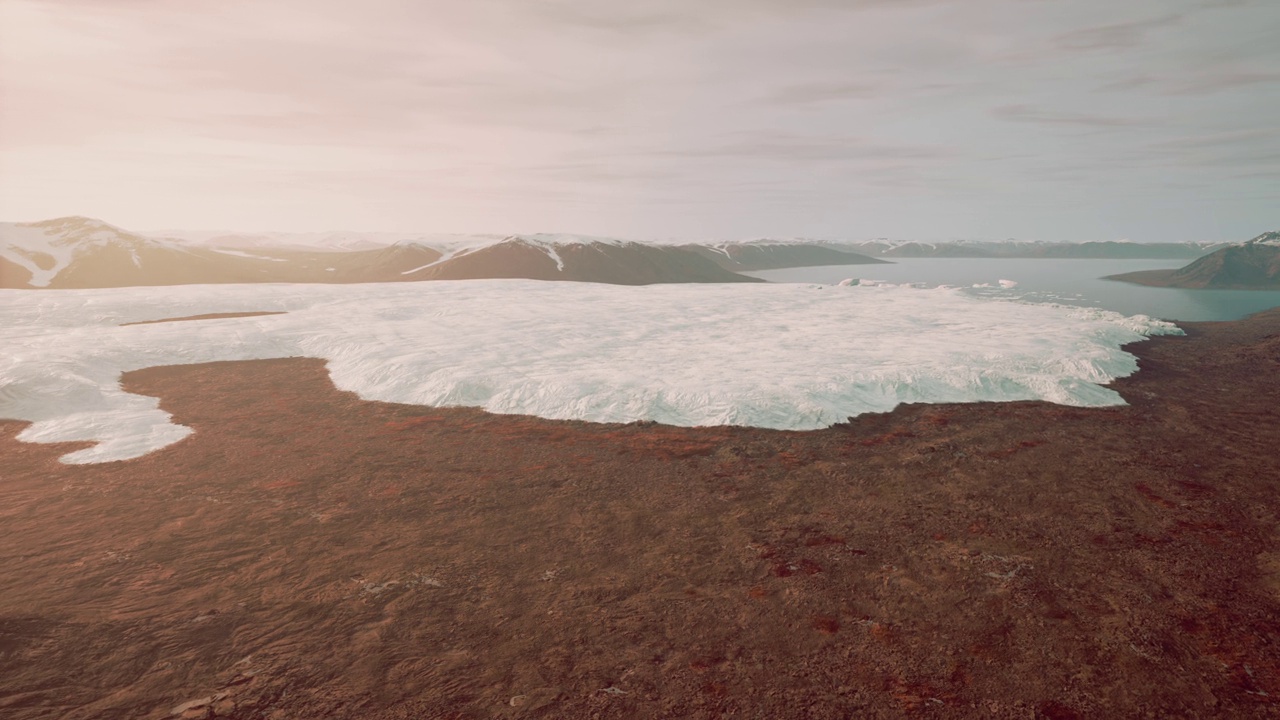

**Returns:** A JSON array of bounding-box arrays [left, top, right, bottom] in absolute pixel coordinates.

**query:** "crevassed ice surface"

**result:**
[[0, 280, 1181, 464]]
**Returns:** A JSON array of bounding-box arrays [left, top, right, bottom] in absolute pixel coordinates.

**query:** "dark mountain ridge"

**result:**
[[839, 239, 1230, 260], [1106, 232, 1280, 289]]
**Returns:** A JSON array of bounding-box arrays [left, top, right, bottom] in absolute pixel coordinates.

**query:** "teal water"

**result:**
[[745, 258, 1280, 322]]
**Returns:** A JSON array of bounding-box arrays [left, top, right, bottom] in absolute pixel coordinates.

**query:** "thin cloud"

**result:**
[[992, 104, 1151, 128], [1096, 75, 1162, 92], [1, 0, 1276, 241], [1100, 70, 1280, 95], [1166, 70, 1280, 94], [1151, 129, 1280, 149], [642, 132, 952, 163], [523, 162, 683, 183], [754, 81, 881, 105], [524, 3, 709, 34], [1053, 13, 1183, 52]]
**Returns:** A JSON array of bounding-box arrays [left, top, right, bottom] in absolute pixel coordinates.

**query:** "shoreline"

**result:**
[[1106, 268, 1280, 291], [1, 310, 1278, 718]]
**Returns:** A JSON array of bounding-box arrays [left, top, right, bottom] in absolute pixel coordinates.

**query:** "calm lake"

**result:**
[[745, 258, 1280, 322]]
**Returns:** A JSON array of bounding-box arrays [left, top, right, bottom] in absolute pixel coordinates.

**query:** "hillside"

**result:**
[[1106, 232, 1280, 289], [0, 217, 351, 288], [0, 219, 759, 288], [405, 237, 760, 284]]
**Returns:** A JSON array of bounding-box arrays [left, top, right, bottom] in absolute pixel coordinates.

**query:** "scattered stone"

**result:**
[[170, 691, 226, 716]]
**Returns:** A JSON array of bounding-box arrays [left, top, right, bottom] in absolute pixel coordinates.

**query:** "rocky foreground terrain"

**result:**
[[1, 309, 1278, 718]]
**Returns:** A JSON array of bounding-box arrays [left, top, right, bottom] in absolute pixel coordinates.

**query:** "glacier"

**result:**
[[0, 280, 1181, 464]]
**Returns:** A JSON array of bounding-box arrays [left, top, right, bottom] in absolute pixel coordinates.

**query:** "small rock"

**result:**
[[171, 696, 213, 715], [509, 687, 562, 711], [601, 686, 628, 696], [222, 670, 257, 687], [171, 692, 226, 716]]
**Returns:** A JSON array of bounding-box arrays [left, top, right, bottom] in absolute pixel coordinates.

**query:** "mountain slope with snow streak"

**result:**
[[1, 220, 762, 288], [403, 236, 759, 284]]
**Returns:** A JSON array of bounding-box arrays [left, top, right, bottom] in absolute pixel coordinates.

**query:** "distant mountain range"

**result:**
[[0, 217, 894, 289], [1106, 232, 1280, 290], [394, 237, 769, 284], [0, 217, 452, 289], [679, 242, 888, 271], [833, 238, 1232, 259], [0, 216, 1254, 290]]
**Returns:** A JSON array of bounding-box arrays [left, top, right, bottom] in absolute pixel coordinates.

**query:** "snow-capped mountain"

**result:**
[[0, 217, 456, 288], [1245, 231, 1280, 246], [1, 217, 150, 287], [153, 229, 500, 253], [0, 217, 228, 288], [401, 235, 759, 285], [0, 218, 763, 288], [835, 238, 1231, 259]]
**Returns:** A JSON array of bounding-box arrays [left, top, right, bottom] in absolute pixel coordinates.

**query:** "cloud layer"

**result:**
[[1, 0, 1277, 240]]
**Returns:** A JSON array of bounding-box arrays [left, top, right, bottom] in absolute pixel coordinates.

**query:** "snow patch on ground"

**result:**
[[542, 245, 565, 271], [0, 223, 78, 287], [400, 246, 474, 275], [0, 281, 1180, 464], [2, 219, 193, 286]]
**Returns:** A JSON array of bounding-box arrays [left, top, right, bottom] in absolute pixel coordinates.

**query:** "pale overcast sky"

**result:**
[[1, 0, 1277, 241]]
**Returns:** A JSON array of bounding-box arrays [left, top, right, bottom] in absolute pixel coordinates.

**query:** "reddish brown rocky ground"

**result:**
[[2, 311, 1279, 719]]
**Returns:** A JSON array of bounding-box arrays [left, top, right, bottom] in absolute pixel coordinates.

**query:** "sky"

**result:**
[[1, 0, 1277, 242]]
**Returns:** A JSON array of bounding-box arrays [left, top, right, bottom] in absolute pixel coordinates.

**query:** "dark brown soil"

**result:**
[[120, 312, 288, 327], [3, 310, 1280, 719]]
